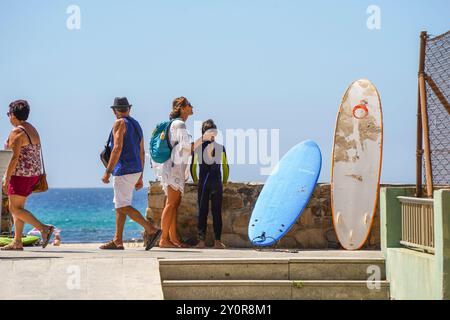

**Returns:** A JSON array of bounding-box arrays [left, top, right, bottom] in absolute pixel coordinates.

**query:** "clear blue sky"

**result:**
[[1, 0, 449, 188]]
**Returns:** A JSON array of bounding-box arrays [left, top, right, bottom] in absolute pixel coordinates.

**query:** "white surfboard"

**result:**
[[331, 79, 383, 250]]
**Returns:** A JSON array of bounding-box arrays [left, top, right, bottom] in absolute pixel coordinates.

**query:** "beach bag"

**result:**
[[149, 120, 178, 164], [100, 131, 112, 168], [33, 144, 48, 193]]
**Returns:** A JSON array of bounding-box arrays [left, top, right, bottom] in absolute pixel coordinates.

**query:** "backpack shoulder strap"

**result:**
[[166, 119, 180, 151]]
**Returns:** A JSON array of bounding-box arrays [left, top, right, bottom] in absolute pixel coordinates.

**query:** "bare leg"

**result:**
[[6, 195, 52, 250], [14, 217, 25, 240], [159, 187, 181, 248], [159, 203, 175, 247], [8, 216, 25, 249], [113, 208, 127, 246], [169, 193, 182, 244], [123, 206, 158, 235], [9, 195, 47, 231]]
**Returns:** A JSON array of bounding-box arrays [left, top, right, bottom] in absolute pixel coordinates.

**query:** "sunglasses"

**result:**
[[6, 112, 11, 117]]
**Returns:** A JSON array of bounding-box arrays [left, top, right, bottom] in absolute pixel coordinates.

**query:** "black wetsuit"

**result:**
[[190, 141, 229, 241]]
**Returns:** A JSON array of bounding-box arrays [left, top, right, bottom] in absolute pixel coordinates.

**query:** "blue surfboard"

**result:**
[[248, 140, 322, 247]]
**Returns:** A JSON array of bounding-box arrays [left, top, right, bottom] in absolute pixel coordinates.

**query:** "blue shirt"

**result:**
[[110, 117, 143, 176]]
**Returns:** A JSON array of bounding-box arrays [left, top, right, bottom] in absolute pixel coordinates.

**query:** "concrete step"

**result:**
[[162, 280, 390, 300], [159, 258, 386, 281]]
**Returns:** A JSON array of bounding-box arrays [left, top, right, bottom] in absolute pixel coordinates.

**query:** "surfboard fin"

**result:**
[[336, 212, 341, 224], [349, 230, 353, 242]]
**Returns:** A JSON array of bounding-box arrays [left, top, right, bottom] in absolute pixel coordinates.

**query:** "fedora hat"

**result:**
[[111, 97, 132, 110]]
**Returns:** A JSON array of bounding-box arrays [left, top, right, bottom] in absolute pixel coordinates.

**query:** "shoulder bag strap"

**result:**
[[18, 126, 33, 145], [106, 130, 113, 146], [40, 144, 46, 175]]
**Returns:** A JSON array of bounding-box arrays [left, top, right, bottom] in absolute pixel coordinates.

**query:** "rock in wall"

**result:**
[[1, 193, 12, 235]]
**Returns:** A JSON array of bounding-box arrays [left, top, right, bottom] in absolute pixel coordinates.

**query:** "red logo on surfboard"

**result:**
[[352, 100, 369, 119]]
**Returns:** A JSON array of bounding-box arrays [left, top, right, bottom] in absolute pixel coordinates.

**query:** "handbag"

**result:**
[[100, 131, 113, 168], [33, 142, 48, 193]]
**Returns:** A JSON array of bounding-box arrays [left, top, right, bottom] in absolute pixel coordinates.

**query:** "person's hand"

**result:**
[[102, 172, 111, 184], [203, 129, 217, 142], [202, 133, 212, 142], [135, 176, 144, 191]]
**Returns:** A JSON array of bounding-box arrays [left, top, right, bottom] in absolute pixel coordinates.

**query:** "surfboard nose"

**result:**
[[301, 139, 318, 148]]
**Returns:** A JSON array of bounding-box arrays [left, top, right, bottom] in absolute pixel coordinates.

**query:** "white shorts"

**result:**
[[113, 172, 142, 209]]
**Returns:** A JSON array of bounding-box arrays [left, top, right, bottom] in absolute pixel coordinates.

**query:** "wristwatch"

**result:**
[[106, 169, 113, 175]]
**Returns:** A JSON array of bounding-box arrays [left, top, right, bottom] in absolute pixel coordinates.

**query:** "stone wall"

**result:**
[[1, 193, 12, 235], [146, 181, 380, 250]]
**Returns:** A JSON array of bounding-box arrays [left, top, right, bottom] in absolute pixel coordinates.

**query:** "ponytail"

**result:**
[[170, 96, 189, 120]]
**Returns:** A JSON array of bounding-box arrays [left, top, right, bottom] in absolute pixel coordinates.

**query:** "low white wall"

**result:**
[[0, 151, 12, 234]]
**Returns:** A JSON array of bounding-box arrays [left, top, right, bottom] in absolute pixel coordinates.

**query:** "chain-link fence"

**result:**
[[424, 31, 450, 187]]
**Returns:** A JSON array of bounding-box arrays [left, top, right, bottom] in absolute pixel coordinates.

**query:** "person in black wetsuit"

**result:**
[[190, 119, 229, 249]]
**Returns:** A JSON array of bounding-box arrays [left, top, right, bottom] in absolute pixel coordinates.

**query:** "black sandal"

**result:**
[[145, 229, 162, 251], [42, 226, 55, 249]]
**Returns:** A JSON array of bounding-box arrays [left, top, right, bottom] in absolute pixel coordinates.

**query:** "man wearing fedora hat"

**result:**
[[100, 97, 161, 250]]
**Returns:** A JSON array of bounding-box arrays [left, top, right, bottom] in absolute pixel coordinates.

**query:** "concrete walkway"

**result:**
[[0, 244, 383, 300]]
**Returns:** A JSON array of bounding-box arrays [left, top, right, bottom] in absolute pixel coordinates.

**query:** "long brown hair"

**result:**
[[170, 96, 190, 120]]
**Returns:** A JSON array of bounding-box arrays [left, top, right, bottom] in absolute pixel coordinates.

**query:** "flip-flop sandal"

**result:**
[[194, 242, 207, 249], [158, 240, 179, 249], [42, 226, 55, 249], [145, 229, 162, 251], [214, 242, 227, 250], [99, 240, 124, 250], [173, 242, 190, 248], [0, 244, 24, 251]]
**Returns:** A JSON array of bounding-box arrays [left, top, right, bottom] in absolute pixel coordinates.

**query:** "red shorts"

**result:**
[[8, 176, 40, 197]]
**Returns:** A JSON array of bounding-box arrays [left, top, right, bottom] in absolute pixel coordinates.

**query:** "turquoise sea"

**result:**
[[25, 189, 148, 243]]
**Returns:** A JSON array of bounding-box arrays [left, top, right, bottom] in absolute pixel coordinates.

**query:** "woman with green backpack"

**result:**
[[151, 97, 211, 248]]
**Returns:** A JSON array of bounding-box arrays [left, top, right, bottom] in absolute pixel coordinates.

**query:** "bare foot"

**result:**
[[159, 240, 178, 248], [195, 241, 206, 249], [214, 240, 226, 249]]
